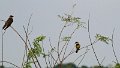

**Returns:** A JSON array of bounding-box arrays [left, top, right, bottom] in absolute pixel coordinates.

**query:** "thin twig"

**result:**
[[25, 14, 33, 65], [78, 53, 86, 66], [28, 38, 42, 68], [111, 28, 118, 63], [28, 26, 33, 35], [54, 26, 77, 65], [47, 55, 52, 68], [62, 27, 78, 61], [27, 13, 33, 34], [0, 61, 20, 68], [62, 23, 97, 62], [80, 40, 98, 50], [49, 37, 54, 51], [59, 42, 67, 58], [88, 13, 101, 66], [56, 23, 67, 64], [22, 26, 29, 67], [77, 48, 89, 66], [23, 26, 41, 68], [100, 57, 105, 65], [1, 20, 6, 67], [10, 26, 28, 47], [23, 26, 38, 68], [41, 40, 49, 68], [51, 53, 58, 67], [21, 47, 26, 68], [62, 49, 74, 61], [63, 40, 98, 61], [45, 57, 49, 68], [11, 26, 38, 68], [26, 13, 33, 63], [48, 37, 57, 67], [1, 30, 4, 67], [73, 48, 89, 63], [48, 38, 56, 61]]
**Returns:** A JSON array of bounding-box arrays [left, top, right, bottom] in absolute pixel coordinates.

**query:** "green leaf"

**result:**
[[115, 63, 120, 68], [77, 22, 86, 29], [36, 35, 46, 41], [62, 36, 71, 41], [27, 35, 46, 60], [58, 14, 81, 23], [23, 62, 32, 68], [28, 48, 35, 59], [95, 34, 111, 44], [58, 14, 86, 29]]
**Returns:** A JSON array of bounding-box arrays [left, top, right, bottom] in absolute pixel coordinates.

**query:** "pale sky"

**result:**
[[0, 0, 120, 67]]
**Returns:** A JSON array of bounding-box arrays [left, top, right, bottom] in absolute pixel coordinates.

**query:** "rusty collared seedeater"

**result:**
[[3, 15, 14, 30], [75, 42, 80, 53]]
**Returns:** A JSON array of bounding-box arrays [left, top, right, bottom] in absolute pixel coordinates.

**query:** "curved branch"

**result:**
[[62, 26, 78, 61], [0, 61, 20, 68], [10, 26, 38, 68], [55, 23, 67, 64]]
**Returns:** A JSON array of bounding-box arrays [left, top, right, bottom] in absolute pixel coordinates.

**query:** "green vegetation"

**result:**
[[0, 66, 4, 68], [1, 1, 120, 68]]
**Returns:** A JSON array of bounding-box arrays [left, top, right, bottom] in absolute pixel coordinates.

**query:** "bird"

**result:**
[[75, 42, 80, 53], [2, 15, 14, 30]]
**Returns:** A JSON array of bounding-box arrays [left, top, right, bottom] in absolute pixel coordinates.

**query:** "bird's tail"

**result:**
[[76, 50, 78, 53], [76, 49, 80, 53]]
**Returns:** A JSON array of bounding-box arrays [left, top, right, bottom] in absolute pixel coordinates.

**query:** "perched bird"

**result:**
[[2, 15, 14, 30], [75, 42, 80, 53]]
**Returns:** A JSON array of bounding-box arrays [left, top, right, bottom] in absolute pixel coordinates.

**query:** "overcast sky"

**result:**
[[0, 0, 120, 67]]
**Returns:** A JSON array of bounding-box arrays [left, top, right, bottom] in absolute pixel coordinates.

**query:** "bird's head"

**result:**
[[10, 15, 14, 17], [75, 42, 79, 44]]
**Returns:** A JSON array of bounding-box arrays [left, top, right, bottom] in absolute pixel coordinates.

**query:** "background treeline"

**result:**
[[54, 63, 120, 68], [1, 63, 120, 68]]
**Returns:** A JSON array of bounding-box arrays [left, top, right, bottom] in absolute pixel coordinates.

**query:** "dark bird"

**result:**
[[2, 15, 14, 30], [75, 42, 80, 53]]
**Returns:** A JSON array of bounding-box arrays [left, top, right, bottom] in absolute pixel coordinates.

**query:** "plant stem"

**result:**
[[2, 31, 4, 68], [88, 14, 101, 66], [11, 26, 38, 68], [0, 61, 20, 68], [111, 28, 118, 63], [57, 23, 67, 61]]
